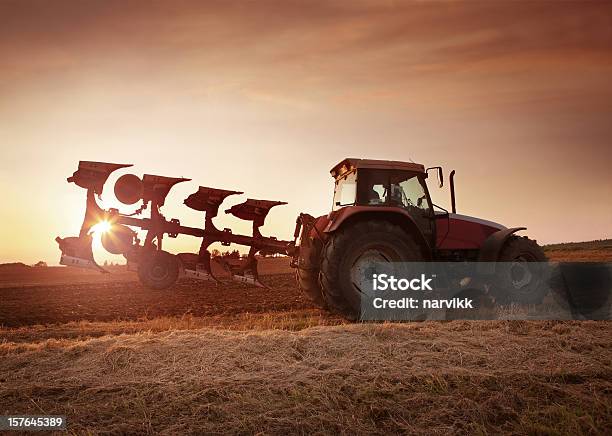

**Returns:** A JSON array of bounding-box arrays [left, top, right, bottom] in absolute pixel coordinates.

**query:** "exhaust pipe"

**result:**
[[450, 170, 456, 213]]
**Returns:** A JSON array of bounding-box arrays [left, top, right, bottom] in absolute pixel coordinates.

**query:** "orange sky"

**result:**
[[1, 0, 611, 264]]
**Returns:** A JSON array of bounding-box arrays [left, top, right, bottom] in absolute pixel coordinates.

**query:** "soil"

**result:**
[[0, 248, 610, 434]]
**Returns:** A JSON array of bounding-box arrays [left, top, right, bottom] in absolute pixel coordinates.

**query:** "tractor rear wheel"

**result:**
[[320, 221, 424, 320], [495, 236, 548, 304], [138, 250, 180, 290]]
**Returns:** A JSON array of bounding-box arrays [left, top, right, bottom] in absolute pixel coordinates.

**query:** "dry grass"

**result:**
[[1, 321, 610, 435], [544, 239, 612, 251], [544, 239, 612, 262], [0, 244, 610, 434], [545, 249, 612, 262], [0, 310, 347, 344]]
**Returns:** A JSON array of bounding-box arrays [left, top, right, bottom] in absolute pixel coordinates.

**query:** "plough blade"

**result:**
[[221, 198, 288, 287], [231, 273, 266, 288], [177, 252, 221, 284], [226, 199, 287, 230], [215, 252, 267, 288], [68, 161, 132, 195], [184, 186, 243, 214], [55, 236, 108, 273], [142, 174, 191, 206]]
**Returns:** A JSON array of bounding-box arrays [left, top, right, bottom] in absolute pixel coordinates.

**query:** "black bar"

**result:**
[[449, 170, 456, 214]]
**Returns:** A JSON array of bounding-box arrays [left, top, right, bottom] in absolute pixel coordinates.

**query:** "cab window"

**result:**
[[332, 170, 357, 210], [357, 169, 388, 205], [392, 175, 431, 212], [356, 168, 434, 244]]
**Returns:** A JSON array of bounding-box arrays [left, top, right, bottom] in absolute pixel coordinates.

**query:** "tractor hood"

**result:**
[[436, 212, 507, 250], [448, 213, 506, 231]]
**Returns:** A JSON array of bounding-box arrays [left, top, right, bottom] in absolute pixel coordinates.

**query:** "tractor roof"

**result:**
[[331, 158, 425, 178]]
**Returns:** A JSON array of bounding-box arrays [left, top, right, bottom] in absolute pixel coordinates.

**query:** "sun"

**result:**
[[91, 220, 112, 234]]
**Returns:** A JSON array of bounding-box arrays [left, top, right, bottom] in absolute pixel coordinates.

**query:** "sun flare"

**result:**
[[91, 221, 112, 234]]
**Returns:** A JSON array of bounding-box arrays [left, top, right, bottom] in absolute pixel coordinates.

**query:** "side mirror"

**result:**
[[426, 166, 444, 188]]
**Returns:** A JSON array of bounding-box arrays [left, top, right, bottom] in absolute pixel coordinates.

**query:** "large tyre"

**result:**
[[296, 236, 327, 308], [549, 263, 611, 320], [495, 236, 548, 304], [138, 250, 180, 290], [320, 220, 424, 320], [295, 215, 327, 308]]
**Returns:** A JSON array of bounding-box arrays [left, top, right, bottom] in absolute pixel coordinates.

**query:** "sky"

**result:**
[[0, 0, 611, 264]]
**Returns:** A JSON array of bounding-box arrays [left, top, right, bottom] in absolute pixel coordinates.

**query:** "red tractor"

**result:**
[[57, 158, 546, 320], [293, 158, 547, 319]]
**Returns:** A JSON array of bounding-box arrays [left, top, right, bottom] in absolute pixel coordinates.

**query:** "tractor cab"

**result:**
[[330, 158, 436, 245], [305, 158, 546, 319], [327, 158, 513, 259], [331, 158, 432, 211]]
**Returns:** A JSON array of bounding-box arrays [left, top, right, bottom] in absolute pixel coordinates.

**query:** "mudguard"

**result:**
[[477, 227, 526, 273], [324, 206, 432, 258]]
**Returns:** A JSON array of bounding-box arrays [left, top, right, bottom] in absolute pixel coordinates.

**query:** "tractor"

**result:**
[[56, 158, 547, 321], [293, 158, 547, 319]]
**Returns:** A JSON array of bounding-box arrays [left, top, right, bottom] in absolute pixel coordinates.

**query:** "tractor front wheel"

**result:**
[[295, 216, 327, 308], [495, 236, 548, 304], [138, 250, 180, 290], [296, 240, 327, 309], [320, 221, 424, 320]]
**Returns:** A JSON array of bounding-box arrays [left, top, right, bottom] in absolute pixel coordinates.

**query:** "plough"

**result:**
[[56, 161, 296, 289]]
